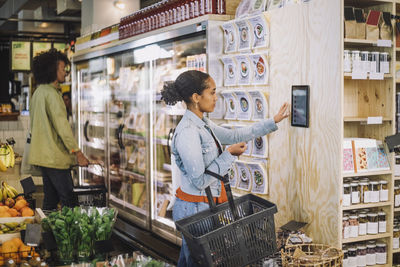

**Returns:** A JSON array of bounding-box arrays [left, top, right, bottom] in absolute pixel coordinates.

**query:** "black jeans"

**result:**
[[41, 167, 78, 210]]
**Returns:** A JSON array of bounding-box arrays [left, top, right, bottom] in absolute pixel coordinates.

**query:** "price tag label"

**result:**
[[377, 39, 392, 47], [367, 116, 383, 124], [352, 72, 367, 80], [369, 72, 384, 80]]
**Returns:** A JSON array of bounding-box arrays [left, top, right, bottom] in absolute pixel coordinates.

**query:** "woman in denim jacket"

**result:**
[[161, 70, 289, 267]]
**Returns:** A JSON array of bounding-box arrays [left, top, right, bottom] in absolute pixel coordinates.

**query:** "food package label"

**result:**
[[221, 21, 238, 53], [233, 91, 253, 121], [248, 15, 269, 49], [221, 90, 238, 120], [235, 19, 252, 51], [252, 135, 268, 158], [247, 161, 268, 194], [343, 139, 355, 174], [221, 56, 237, 86], [235, 55, 252, 85], [236, 161, 252, 191], [249, 90, 268, 120], [249, 54, 269, 85]]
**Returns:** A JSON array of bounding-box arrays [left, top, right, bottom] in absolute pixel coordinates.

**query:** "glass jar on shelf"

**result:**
[[343, 216, 350, 239], [344, 50, 352, 73], [348, 246, 357, 267], [367, 213, 378, 235], [366, 241, 376, 266], [343, 183, 351, 206], [351, 182, 360, 204], [394, 227, 400, 249], [349, 215, 359, 238], [357, 244, 367, 267], [378, 211, 386, 233], [369, 181, 379, 203], [359, 181, 369, 203], [379, 180, 388, 202], [395, 186, 400, 207], [358, 213, 367, 236], [375, 242, 387, 265]]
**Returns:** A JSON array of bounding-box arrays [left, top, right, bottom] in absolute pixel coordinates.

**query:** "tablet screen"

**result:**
[[291, 85, 309, 127]]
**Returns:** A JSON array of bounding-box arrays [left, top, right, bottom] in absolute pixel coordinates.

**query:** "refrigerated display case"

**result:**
[[71, 15, 229, 245]]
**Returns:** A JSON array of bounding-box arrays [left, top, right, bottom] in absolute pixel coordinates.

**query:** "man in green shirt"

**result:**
[[30, 49, 89, 210]]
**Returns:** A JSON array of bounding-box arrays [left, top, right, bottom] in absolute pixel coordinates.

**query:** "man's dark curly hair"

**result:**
[[32, 48, 70, 85]]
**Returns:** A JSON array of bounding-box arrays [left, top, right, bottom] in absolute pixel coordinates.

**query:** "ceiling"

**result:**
[[0, 0, 81, 42]]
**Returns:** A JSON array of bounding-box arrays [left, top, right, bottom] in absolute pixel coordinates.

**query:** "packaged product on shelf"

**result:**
[[228, 163, 238, 188], [248, 90, 268, 121], [221, 90, 238, 120], [366, 241, 376, 265], [235, 160, 252, 191], [378, 211, 386, 233], [343, 247, 348, 267], [209, 94, 225, 119], [359, 180, 369, 203], [354, 139, 378, 172], [344, 6, 356, 39], [233, 91, 252, 120], [375, 242, 387, 265], [360, 51, 369, 73], [252, 135, 268, 158], [379, 180, 388, 202], [247, 161, 268, 195], [235, 55, 252, 85], [235, 19, 252, 51], [395, 186, 400, 207], [367, 212, 378, 235], [366, 10, 380, 41], [344, 50, 351, 73], [359, 213, 367, 236], [247, 14, 269, 49], [343, 216, 350, 239], [249, 54, 269, 85], [349, 215, 359, 238], [351, 182, 360, 204], [221, 56, 237, 86], [357, 244, 367, 267], [351, 50, 361, 73], [370, 51, 380, 74], [132, 183, 145, 207], [354, 8, 366, 39], [379, 52, 389, 74], [221, 21, 238, 53], [348, 246, 357, 267], [369, 181, 379, 203], [343, 183, 351, 206], [343, 139, 355, 173], [376, 140, 390, 170], [379, 12, 392, 40], [394, 227, 400, 249]]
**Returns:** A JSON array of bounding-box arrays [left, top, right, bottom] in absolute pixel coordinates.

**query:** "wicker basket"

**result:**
[[281, 235, 343, 267]]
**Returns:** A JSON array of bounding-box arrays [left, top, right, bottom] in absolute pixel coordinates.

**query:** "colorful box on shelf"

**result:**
[[343, 138, 390, 175], [76, 24, 119, 52]]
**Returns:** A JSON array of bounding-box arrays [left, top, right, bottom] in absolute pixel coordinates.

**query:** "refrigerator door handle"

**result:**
[[117, 124, 125, 149], [83, 120, 90, 142]]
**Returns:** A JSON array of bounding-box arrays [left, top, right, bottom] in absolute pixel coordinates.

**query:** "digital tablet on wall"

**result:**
[[291, 85, 309, 128]]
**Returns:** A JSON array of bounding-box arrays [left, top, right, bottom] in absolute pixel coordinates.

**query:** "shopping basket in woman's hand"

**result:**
[[175, 170, 277, 267]]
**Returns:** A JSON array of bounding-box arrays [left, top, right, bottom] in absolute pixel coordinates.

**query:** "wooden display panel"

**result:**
[[267, 0, 341, 245]]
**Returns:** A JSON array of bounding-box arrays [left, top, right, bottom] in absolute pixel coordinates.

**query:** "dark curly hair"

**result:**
[[161, 70, 210, 105], [32, 48, 70, 85]]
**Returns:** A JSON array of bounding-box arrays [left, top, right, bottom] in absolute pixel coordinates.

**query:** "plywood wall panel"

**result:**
[[267, 0, 341, 246]]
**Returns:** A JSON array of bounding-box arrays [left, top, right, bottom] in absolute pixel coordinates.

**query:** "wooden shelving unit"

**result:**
[[341, 1, 395, 265]]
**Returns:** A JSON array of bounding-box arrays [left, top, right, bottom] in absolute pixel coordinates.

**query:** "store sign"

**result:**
[[11, 41, 30, 71], [33, 42, 51, 57]]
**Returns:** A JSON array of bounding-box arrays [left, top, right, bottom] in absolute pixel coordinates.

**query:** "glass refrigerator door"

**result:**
[[107, 50, 150, 228], [151, 34, 206, 242], [76, 58, 108, 186]]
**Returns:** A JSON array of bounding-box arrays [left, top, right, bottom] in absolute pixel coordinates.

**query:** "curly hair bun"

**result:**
[[161, 81, 182, 105]]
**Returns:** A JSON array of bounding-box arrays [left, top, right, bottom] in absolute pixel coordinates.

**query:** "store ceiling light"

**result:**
[[114, 0, 125, 10], [40, 22, 49, 28]]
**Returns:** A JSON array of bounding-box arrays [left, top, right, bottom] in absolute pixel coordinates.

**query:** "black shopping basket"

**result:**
[[175, 170, 277, 267]]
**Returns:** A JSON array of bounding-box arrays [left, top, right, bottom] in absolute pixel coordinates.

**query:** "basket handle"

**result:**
[[204, 169, 239, 221]]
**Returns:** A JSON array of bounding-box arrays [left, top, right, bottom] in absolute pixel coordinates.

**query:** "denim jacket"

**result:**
[[172, 110, 278, 197]]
